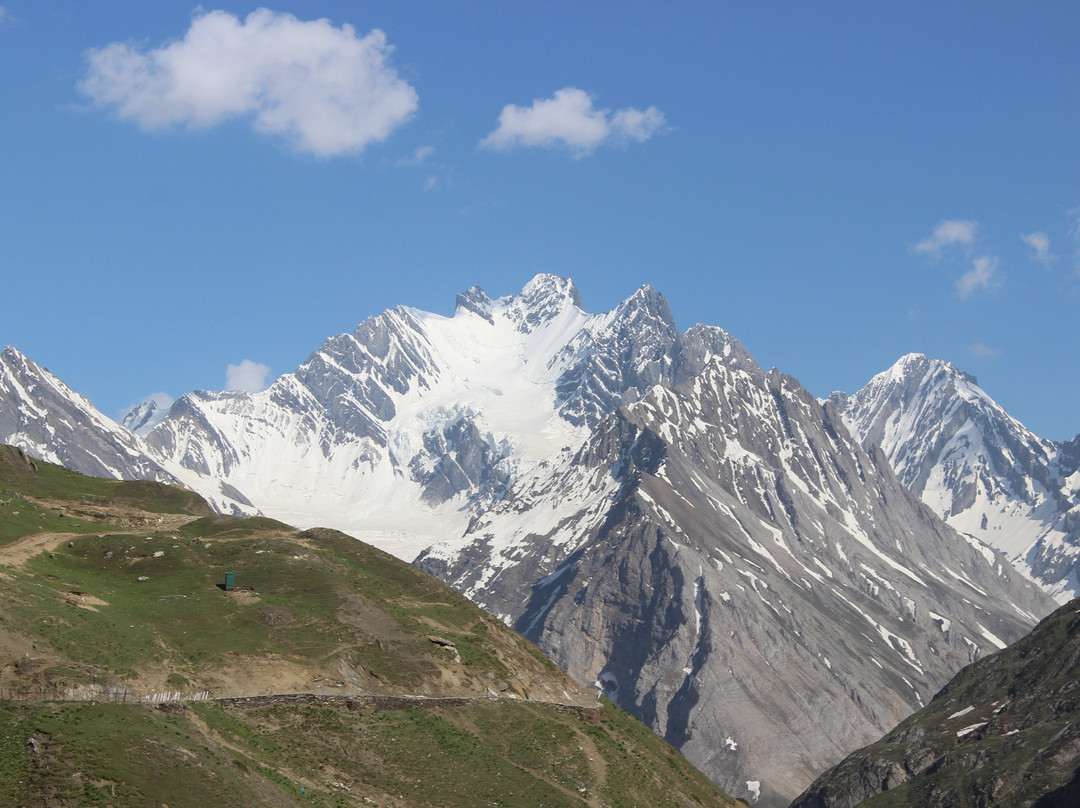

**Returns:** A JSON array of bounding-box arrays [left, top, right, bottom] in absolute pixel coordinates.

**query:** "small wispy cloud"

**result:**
[[226, 360, 272, 393], [78, 9, 418, 157], [969, 342, 998, 359], [480, 87, 666, 156], [143, 391, 175, 409], [957, 255, 1002, 299], [1020, 231, 1053, 268], [394, 145, 435, 167], [914, 220, 978, 255]]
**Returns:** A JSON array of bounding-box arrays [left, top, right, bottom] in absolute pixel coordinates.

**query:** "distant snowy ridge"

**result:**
[[0, 345, 254, 515], [831, 353, 1080, 601], [121, 399, 168, 436], [139, 274, 754, 560]]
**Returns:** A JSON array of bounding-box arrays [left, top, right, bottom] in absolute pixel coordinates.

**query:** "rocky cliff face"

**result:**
[[419, 354, 1055, 806], [831, 353, 1080, 601], [791, 597, 1080, 808]]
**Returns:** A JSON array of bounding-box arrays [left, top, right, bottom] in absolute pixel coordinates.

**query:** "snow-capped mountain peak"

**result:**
[[833, 353, 1080, 601]]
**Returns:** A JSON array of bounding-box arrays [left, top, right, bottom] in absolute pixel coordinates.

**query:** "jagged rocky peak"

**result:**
[[2, 344, 22, 365], [495, 273, 584, 332], [834, 351, 1080, 602], [121, 400, 158, 434], [454, 285, 495, 324], [620, 283, 675, 325], [673, 323, 762, 384], [120, 397, 173, 437]]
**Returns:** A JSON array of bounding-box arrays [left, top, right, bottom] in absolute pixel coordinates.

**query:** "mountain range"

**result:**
[[0, 274, 1069, 806]]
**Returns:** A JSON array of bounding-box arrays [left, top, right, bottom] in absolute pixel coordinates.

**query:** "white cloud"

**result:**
[[480, 87, 666, 155], [956, 255, 1002, 299], [1020, 231, 1053, 266], [610, 106, 668, 143], [914, 219, 978, 255], [226, 359, 272, 393], [79, 8, 418, 157], [397, 145, 434, 166], [143, 391, 175, 409], [969, 342, 998, 359]]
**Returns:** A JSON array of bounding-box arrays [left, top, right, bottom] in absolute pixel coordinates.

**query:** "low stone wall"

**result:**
[[0, 686, 604, 725], [217, 692, 603, 724]]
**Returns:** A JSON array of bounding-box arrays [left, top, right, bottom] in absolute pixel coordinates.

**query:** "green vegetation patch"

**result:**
[[0, 701, 272, 808], [0, 448, 209, 515], [0, 446, 211, 546], [0, 495, 105, 545], [189, 697, 733, 808]]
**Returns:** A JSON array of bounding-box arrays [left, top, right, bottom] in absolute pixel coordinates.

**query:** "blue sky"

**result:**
[[2, 1, 1078, 440]]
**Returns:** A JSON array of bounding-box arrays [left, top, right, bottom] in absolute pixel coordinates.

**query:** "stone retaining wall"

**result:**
[[217, 692, 603, 724]]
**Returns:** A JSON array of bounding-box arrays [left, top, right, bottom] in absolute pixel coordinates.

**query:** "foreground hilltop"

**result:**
[[0, 445, 734, 808]]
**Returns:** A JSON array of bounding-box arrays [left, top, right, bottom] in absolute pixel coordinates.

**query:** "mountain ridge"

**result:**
[[831, 352, 1080, 602], [790, 596, 1080, 807]]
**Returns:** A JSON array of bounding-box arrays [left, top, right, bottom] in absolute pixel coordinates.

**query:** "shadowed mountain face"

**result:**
[[0, 277, 1061, 806], [419, 357, 1054, 806], [791, 597, 1080, 808], [831, 353, 1080, 602]]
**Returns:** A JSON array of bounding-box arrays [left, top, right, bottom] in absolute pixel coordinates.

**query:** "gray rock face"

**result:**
[[120, 399, 165, 436], [419, 356, 1055, 807], [409, 416, 512, 506], [831, 353, 1080, 601], [554, 285, 683, 427], [791, 597, 1080, 808]]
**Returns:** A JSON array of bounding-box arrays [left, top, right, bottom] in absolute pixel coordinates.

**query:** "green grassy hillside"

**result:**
[[0, 446, 737, 808]]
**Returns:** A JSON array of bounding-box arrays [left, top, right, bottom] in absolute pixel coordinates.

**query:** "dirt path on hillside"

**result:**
[[0, 501, 203, 569], [0, 531, 83, 568]]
